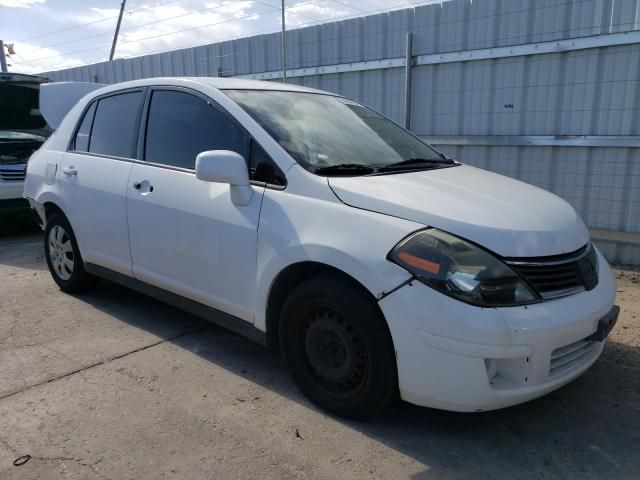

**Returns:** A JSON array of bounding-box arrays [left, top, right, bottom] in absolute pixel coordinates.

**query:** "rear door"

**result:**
[[126, 87, 264, 322], [60, 89, 145, 275]]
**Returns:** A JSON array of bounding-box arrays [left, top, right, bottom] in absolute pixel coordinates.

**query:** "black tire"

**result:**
[[44, 212, 97, 293], [279, 275, 398, 419]]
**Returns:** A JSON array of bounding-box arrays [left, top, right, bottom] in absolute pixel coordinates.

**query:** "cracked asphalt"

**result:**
[[1, 218, 639, 479]]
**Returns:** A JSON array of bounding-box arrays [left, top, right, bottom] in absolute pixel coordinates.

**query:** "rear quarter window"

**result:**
[[72, 101, 96, 152]]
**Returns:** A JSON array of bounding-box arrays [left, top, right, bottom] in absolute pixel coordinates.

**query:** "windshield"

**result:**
[[225, 90, 450, 174]]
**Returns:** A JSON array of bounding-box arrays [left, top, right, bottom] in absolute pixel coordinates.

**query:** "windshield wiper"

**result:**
[[380, 157, 452, 169], [313, 163, 376, 176]]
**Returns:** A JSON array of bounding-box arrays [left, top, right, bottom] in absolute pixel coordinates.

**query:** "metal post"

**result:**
[[281, 0, 286, 83], [404, 32, 413, 130], [109, 0, 127, 61], [0, 40, 7, 73]]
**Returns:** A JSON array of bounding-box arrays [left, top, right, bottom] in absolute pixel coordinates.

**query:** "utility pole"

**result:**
[[281, 0, 286, 83], [403, 32, 413, 130], [109, 0, 127, 61], [0, 40, 7, 73]]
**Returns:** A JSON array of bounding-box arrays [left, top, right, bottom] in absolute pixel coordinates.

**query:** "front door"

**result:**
[[126, 88, 263, 322]]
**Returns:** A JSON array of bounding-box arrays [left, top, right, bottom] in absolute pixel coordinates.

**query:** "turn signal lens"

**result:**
[[397, 251, 441, 275], [388, 229, 539, 307]]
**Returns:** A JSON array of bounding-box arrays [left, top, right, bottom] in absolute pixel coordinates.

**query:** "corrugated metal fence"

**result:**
[[44, 0, 640, 264]]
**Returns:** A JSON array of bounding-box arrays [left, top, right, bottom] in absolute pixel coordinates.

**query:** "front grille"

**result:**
[[0, 163, 27, 182], [549, 338, 598, 377], [506, 244, 598, 299]]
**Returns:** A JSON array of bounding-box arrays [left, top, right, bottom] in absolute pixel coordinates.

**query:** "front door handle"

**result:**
[[62, 166, 77, 176], [133, 181, 154, 193]]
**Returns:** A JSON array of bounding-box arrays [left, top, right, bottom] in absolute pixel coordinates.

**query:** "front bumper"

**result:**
[[0, 179, 25, 201], [379, 248, 617, 412], [0, 177, 29, 214]]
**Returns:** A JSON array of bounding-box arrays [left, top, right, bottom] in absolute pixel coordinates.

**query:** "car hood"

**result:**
[[328, 164, 589, 257]]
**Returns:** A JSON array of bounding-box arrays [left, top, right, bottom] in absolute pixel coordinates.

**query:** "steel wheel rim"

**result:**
[[48, 225, 74, 281], [303, 308, 368, 398]]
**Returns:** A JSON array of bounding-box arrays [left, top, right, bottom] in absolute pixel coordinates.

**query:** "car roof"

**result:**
[[89, 77, 333, 96], [196, 77, 331, 94], [42, 76, 340, 151]]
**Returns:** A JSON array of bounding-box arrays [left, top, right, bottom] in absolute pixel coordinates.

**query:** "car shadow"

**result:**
[[0, 218, 46, 272], [2, 218, 637, 478], [0, 211, 39, 239], [73, 280, 639, 479]]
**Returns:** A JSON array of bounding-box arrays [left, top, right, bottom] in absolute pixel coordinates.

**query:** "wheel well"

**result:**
[[43, 202, 63, 221], [266, 262, 382, 350]]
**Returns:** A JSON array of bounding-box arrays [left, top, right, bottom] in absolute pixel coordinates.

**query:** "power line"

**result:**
[[16, 0, 407, 65], [325, 0, 366, 13], [19, 0, 262, 55], [7, 0, 433, 68], [109, 0, 329, 61], [114, 0, 254, 36], [253, 0, 324, 23], [15, 0, 325, 65], [114, 0, 328, 57], [3, 42, 29, 66], [15, 0, 599, 71], [116, 0, 634, 68], [15, 0, 182, 43], [38, 19, 639, 76], [112, 0, 324, 48], [108, 0, 444, 64]]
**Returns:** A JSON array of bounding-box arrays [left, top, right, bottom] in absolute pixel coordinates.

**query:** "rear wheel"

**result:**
[[279, 275, 397, 419], [44, 212, 97, 292]]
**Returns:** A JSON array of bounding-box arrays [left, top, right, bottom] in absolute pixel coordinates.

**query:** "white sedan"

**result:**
[[24, 77, 618, 418]]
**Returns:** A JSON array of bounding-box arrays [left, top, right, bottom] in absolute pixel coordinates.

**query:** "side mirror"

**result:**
[[195, 150, 252, 205]]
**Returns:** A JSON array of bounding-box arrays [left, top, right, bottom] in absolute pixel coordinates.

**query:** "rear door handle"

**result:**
[[62, 166, 77, 176], [133, 182, 141, 190]]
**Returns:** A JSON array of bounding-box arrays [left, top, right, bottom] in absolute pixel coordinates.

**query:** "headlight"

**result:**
[[388, 229, 539, 307]]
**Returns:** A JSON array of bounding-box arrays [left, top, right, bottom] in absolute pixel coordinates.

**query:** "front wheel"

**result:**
[[279, 275, 398, 419], [44, 212, 97, 293]]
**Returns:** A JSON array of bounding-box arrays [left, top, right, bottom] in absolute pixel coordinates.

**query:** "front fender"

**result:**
[[254, 188, 421, 331]]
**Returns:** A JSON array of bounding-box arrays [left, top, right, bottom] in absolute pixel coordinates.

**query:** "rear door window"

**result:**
[[144, 89, 245, 170], [89, 91, 143, 158]]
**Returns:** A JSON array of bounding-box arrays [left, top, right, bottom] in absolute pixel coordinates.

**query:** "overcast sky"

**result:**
[[0, 0, 443, 74]]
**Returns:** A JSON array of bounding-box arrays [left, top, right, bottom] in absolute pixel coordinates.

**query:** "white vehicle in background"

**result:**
[[24, 78, 618, 418], [0, 73, 50, 214]]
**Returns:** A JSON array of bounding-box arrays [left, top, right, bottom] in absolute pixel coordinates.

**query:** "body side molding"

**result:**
[[85, 263, 267, 346]]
